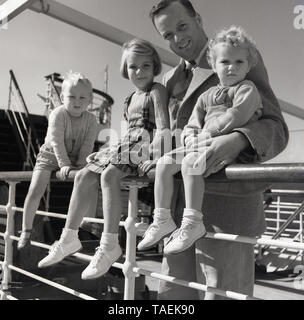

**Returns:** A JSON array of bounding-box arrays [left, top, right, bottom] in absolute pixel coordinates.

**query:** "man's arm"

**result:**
[[233, 51, 289, 163]]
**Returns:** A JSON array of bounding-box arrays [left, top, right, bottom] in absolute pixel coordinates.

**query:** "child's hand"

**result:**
[[185, 132, 212, 150], [138, 160, 157, 176], [86, 152, 98, 163], [59, 166, 71, 181]]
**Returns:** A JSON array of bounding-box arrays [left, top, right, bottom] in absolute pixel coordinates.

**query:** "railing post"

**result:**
[[123, 185, 138, 300], [300, 211, 303, 263], [1, 181, 17, 297], [276, 195, 281, 233]]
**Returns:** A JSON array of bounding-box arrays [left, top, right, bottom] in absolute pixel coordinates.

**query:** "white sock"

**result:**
[[61, 228, 79, 242], [100, 232, 119, 250], [154, 208, 171, 221], [183, 208, 203, 221]]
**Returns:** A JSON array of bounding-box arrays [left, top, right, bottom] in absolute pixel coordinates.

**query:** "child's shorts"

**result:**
[[34, 148, 60, 172]]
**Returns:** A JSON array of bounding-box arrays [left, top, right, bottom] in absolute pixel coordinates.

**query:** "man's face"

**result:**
[[153, 2, 206, 61]]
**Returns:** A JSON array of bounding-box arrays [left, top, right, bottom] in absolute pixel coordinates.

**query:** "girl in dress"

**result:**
[[38, 38, 170, 280]]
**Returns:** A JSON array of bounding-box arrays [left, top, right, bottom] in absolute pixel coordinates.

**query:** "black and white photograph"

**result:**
[[0, 0, 304, 306]]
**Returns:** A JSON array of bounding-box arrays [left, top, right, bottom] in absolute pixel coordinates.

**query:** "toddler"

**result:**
[[17, 72, 98, 250]]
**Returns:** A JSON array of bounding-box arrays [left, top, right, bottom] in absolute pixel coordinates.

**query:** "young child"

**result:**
[[17, 72, 98, 250], [38, 38, 170, 280], [138, 25, 263, 254]]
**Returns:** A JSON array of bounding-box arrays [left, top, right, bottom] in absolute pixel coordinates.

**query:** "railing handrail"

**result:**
[[9, 70, 41, 153], [1, 162, 304, 183], [1, 165, 304, 300]]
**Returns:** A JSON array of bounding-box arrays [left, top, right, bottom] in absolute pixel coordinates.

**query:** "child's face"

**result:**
[[126, 53, 154, 91], [61, 82, 92, 117], [213, 43, 251, 86]]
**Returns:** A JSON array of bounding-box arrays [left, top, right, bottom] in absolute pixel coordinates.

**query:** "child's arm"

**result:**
[[76, 114, 98, 168], [49, 109, 72, 168], [150, 83, 171, 155], [139, 83, 171, 174], [204, 81, 263, 137]]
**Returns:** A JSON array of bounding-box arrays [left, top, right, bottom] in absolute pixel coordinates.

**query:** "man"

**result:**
[[149, 0, 289, 299]]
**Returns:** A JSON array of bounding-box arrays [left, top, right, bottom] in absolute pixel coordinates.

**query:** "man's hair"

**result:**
[[207, 25, 259, 69], [61, 71, 93, 96], [150, 0, 196, 27], [120, 38, 162, 79]]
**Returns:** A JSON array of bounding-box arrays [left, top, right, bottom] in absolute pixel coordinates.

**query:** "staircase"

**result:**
[[258, 185, 304, 272]]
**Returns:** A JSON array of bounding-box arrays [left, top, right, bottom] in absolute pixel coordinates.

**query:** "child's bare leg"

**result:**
[[38, 167, 99, 267], [154, 154, 182, 209], [64, 167, 100, 230], [81, 164, 125, 280], [100, 164, 126, 235], [163, 153, 206, 255], [22, 169, 52, 232], [137, 154, 181, 251], [182, 153, 205, 211], [18, 169, 51, 250]]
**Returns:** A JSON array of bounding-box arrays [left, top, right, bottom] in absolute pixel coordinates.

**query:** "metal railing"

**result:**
[[7, 70, 42, 170], [0, 163, 304, 300]]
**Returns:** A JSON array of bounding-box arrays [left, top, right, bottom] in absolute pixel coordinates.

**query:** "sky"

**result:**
[[0, 0, 304, 162]]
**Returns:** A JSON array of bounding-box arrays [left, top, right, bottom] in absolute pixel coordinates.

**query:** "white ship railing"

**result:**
[[0, 163, 304, 300]]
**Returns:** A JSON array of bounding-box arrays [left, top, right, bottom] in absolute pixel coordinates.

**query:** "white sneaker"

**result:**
[[81, 244, 122, 280], [38, 238, 82, 268], [137, 217, 177, 251], [163, 218, 206, 255]]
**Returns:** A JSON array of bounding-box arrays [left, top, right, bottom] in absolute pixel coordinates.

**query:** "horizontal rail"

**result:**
[[267, 189, 304, 195], [0, 232, 258, 301], [12, 207, 126, 227], [133, 267, 259, 300], [1, 163, 304, 183], [0, 261, 96, 300]]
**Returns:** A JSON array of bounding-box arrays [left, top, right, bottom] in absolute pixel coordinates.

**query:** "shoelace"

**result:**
[[177, 218, 195, 240], [144, 223, 160, 237], [91, 246, 105, 268], [144, 216, 170, 237], [49, 241, 62, 254]]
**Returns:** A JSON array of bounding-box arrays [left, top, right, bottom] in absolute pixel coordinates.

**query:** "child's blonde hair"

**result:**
[[61, 71, 93, 98], [120, 38, 162, 79], [207, 25, 259, 69]]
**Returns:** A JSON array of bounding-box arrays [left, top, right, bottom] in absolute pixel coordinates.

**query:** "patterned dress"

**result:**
[[86, 82, 169, 177]]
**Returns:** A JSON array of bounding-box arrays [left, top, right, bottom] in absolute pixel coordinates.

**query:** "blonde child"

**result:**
[[17, 72, 98, 250], [38, 38, 170, 280], [138, 25, 263, 254]]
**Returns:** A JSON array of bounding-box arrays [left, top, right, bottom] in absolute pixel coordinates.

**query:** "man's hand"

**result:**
[[59, 166, 71, 181], [138, 160, 157, 177], [203, 132, 249, 177]]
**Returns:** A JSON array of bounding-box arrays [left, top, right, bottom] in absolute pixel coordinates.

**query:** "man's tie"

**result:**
[[168, 60, 197, 135]]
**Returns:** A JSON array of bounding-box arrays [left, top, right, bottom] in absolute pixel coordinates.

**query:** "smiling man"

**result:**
[[149, 0, 289, 300]]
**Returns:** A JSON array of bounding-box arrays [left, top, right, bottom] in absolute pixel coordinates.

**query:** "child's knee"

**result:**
[[100, 166, 120, 188], [75, 168, 98, 187], [182, 153, 206, 176], [156, 155, 174, 176]]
